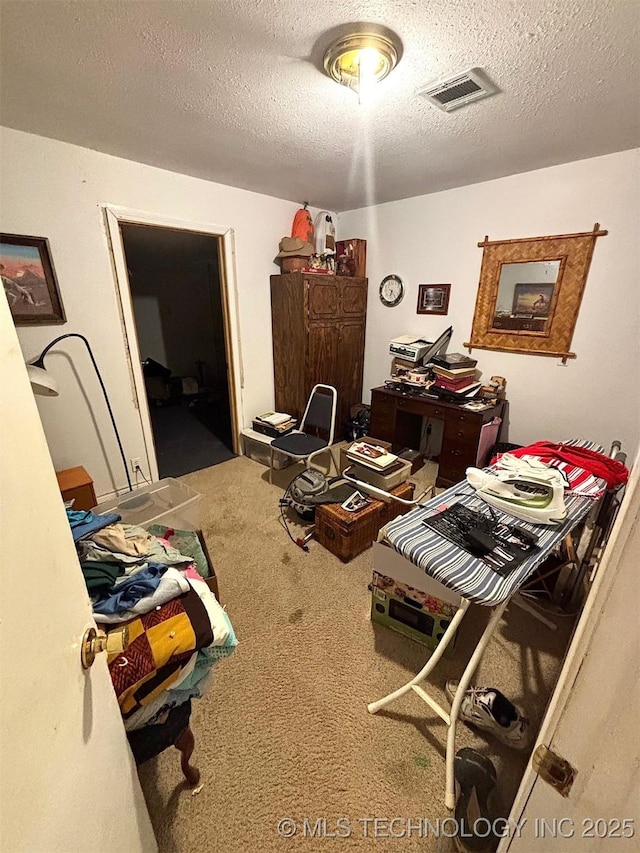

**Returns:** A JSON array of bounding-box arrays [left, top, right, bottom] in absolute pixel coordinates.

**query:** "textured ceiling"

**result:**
[[1, 0, 638, 211]]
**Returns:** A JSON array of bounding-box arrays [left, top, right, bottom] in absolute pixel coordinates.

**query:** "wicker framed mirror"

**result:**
[[465, 224, 607, 362]]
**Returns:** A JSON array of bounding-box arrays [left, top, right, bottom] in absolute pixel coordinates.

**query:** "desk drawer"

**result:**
[[370, 392, 396, 442], [446, 417, 481, 442], [395, 396, 427, 416], [396, 397, 448, 419], [371, 390, 395, 416], [440, 437, 476, 484]]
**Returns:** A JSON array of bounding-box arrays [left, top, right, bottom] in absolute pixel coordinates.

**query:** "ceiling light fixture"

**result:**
[[323, 30, 401, 103]]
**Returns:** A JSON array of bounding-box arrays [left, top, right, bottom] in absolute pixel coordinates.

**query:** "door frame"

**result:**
[[501, 452, 639, 850], [104, 205, 243, 481]]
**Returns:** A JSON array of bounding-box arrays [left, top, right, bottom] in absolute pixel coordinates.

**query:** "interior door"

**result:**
[[0, 297, 156, 852], [503, 458, 639, 851]]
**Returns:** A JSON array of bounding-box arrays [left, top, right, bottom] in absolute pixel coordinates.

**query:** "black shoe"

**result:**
[[454, 748, 498, 852]]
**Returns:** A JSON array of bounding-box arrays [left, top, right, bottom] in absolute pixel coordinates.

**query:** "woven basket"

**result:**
[[315, 482, 414, 562]]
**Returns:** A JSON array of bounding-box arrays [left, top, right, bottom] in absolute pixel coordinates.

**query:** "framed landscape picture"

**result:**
[[417, 283, 451, 316], [1, 233, 66, 325], [511, 282, 555, 319]]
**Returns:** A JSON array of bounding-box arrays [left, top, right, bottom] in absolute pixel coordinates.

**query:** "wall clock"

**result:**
[[379, 274, 404, 307]]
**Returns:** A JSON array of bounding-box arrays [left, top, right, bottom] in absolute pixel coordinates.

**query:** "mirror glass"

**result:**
[[491, 260, 561, 333]]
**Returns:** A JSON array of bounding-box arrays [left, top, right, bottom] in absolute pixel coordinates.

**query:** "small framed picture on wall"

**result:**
[[1, 233, 66, 326], [417, 283, 451, 316]]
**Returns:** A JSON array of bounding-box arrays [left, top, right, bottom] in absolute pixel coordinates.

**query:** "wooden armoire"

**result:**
[[270, 272, 368, 434]]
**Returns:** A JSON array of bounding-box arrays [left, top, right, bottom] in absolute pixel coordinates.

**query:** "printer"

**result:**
[[389, 335, 431, 363], [389, 327, 453, 365]]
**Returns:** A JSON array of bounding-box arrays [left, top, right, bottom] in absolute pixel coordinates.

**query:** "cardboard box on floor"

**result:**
[[371, 541, 461, 653], [339, 436, 392, 474]]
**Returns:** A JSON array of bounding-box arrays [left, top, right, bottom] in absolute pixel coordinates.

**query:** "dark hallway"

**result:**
[[120, 224, 235, 478]]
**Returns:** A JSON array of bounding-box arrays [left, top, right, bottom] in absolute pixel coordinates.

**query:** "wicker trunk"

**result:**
[[315, 481, 415, 562]]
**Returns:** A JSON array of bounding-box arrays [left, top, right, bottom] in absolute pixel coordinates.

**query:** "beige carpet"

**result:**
[[138, 451, 575, 852]]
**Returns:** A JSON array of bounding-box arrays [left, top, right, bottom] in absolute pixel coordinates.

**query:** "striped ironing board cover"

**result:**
[[380, 440, 607, 608]]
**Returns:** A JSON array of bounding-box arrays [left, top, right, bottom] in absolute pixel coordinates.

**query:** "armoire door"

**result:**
[[306, 278, 340, 320], [307, 322, 341, 411], [339, 278, 367, 317], [336, 320, 366, 431]]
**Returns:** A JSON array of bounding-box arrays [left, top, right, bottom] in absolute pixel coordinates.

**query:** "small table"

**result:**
[[56, 466, 97, 510]]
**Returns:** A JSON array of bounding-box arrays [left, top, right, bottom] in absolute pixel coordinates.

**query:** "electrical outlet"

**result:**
[[130, 457, 141, 474]]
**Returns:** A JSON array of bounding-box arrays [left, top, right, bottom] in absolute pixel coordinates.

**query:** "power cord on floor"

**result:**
[[278, 475, 310, 552], [278, 497, 309, 552]]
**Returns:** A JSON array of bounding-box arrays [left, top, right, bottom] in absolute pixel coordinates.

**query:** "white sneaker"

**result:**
[[446, 680, 530, 750]]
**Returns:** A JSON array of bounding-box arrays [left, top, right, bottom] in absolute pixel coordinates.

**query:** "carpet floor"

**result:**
[[150, 404, 235, 478], [137, 451, 575, 852]]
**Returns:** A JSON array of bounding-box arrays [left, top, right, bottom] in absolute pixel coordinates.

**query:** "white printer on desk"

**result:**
[[389, 326, 453, 365]]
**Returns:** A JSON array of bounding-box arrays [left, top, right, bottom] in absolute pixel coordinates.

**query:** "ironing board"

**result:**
[[367, 440, 607, 809]]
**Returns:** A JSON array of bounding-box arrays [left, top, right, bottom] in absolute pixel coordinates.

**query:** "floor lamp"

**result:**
[[27, 332, 133, 492]]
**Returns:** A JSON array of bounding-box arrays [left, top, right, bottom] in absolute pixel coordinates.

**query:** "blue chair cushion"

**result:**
[[271, 433, 327, 456]]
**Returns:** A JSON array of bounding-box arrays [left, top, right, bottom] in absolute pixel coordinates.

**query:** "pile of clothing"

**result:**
[[493, 439, 629, 498], [67, 508, 236, 731]]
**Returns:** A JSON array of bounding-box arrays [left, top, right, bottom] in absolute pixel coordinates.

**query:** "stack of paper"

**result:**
[[253, 411, 296, 437], [346, 441, 398, 471], [255, 411, 293, 426]]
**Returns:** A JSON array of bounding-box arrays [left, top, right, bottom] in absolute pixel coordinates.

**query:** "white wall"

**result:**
[[0, 126, 300, 496], [2, 128, 638, 496], [338, 150, 640, 458]]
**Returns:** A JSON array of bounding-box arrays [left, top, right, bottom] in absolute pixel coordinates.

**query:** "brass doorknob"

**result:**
[[81, 625, 129, 669]]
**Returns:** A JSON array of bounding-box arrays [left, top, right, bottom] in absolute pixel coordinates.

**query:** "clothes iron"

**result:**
[[466, 457, 567, 525]]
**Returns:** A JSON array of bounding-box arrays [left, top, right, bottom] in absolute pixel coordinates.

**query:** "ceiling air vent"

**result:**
[[418, 67, 498, 112]]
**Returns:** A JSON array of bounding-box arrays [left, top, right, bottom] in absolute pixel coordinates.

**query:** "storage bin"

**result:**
[[93, 477, 201, 531], [241, 428, 292, 470], [346, 458, 412, 490]]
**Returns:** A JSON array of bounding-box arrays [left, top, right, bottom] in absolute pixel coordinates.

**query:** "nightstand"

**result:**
[[56, 466, 97, 510]]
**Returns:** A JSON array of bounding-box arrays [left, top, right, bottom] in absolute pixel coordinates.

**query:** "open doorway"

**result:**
[[119, 223, 235, 478]]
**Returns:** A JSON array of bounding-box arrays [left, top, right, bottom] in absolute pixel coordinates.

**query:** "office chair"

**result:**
[[269, 384, 338, 484]]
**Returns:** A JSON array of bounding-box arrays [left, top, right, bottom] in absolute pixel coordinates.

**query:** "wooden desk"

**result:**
[[369, 386, 505, 488]]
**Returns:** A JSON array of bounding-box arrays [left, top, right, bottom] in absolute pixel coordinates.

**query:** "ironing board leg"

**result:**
[[367, 600, 470, 714], [444, 600, 509, 809]]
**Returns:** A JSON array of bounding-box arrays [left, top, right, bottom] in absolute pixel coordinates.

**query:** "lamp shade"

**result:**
[[27, 363, 59, 396], [25, 332, 133, 491]]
